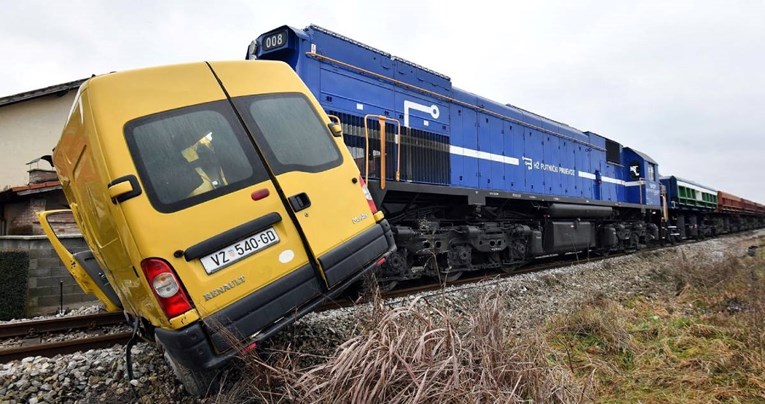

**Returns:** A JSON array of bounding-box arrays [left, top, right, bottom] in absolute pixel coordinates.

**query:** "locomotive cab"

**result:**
[[623, 147, 661, 208]]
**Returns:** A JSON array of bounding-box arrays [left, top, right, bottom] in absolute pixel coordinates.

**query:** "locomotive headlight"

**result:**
[[152, 272, 180, 298]]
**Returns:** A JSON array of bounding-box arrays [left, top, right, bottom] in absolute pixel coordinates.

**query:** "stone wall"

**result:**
[[0, 235, 99, 316]]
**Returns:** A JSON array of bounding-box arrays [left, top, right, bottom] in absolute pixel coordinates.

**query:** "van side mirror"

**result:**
[[328, 122, 343, 138]]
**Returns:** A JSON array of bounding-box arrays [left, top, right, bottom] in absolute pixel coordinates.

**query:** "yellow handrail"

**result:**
[[363, 114, 401, 189]]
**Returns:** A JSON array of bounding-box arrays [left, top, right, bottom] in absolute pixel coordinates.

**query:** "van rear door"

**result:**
[[209, 61, 384, 287], [89, 62, 330, 326], [94, 61, 382, 332]]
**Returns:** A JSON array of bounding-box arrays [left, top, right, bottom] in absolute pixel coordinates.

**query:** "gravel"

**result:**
[[0, 305, 130, 351], [1, 231, 762, 402], [0, 305, 104, 326]]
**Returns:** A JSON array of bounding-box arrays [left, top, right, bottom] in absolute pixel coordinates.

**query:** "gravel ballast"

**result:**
[[1, 231, 762, 403]]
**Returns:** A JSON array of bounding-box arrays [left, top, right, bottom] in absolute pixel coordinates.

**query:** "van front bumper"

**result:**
[[155, 219, 396, 371]]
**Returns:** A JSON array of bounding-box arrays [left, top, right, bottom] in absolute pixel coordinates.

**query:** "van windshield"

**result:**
[[234, 93, 342, 174], [125, 101, 269, 213]]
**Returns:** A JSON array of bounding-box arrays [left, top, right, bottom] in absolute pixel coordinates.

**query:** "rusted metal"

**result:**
[[0, 312, 126, 339], [0, 332, 133, 363]]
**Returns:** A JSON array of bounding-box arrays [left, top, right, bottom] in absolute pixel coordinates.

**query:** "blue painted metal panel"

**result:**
[[523, 129, 545, 194], [558, 139, 580, 197], [319, 68, 393, 116], [504, 121, 523, 192], [393, 91, 449, 136], [461, 108, 479, 188], [485, 115, 506, 190], [542, 133, 558, 196], [449, 106, 464, 187]]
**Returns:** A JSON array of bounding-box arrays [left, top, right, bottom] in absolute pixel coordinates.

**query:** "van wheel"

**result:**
[[163, 351, 219, 397]]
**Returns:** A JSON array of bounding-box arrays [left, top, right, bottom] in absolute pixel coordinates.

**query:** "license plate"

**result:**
[[200, 227, 280, 274]]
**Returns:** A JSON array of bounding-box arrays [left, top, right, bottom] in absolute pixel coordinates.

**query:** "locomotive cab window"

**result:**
[[606, 139, 621, 164], [647, 163, 656, 181]]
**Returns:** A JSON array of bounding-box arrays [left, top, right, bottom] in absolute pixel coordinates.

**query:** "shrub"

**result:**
[[230, 289, 586, 403], [0, 251, 30, 320]]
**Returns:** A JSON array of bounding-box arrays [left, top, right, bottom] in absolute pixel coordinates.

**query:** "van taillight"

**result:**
[[359, 177, 378, 214], [141, 258, 193, 318]]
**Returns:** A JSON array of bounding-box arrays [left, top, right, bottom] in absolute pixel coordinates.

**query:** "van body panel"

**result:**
[[44, 60, 396, 375], [55, 90, 161, 321], [75, 62, 333, 324], [209, 61, 379, 284]]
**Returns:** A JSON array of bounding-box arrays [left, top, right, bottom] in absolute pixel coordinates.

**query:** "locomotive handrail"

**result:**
[[363, 114, 402, 189]]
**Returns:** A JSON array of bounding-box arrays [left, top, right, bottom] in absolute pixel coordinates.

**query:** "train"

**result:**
[[249, 24, 765, 288]]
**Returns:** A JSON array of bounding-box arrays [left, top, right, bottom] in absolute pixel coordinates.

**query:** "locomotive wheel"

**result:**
[[440, 270, 463, 282], [501, 262, 527, 274], [630, 234, 640, 250], [377, 280, 399, 292]]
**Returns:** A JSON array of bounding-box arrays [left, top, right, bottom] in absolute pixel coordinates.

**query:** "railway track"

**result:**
[[0, 235, 743, 364], [0, 253, 599, 363], [0, 332, 133, 363], [0, 312, 126, 339], [0, 312, 129, 363]]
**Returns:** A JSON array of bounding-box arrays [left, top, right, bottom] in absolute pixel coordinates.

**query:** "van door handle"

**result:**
[[288, 192, 311, 212], [108, 175, 142, 204]]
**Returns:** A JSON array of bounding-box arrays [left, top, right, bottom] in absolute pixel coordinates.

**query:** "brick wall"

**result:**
[[0, 235, 100, 316], [2, 191, 76, 236], [8, 198, 46, 235], [28, 169, 58, 184]]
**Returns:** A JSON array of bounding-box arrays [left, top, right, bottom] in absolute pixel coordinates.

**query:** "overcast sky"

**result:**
[[1, 0, 763, 202]]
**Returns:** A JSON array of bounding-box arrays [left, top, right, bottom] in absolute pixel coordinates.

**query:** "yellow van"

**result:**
[[37, 60, 395, 395]]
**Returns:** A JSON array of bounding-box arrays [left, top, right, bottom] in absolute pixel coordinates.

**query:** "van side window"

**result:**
[[125, 101, 268, 213], [236, 94, 342, 174]]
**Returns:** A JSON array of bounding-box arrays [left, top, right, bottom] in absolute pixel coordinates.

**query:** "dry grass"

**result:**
[[547, 236, 765, 402], [209, 235, 765, 403], [225, 287, 586, 403]]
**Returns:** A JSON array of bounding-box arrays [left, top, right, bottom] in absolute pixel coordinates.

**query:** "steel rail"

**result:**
[[0, 331, 133, 363], [0, 312, 126, 339]]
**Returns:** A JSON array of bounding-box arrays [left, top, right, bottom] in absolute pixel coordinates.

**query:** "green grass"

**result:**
[[546, 236, 765, 403]]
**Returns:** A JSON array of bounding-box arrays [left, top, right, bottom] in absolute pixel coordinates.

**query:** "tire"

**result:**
[[162, 350, 220, 397]]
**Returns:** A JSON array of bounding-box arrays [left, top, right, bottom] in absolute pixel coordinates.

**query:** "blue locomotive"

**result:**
[[248, 25, 760, 286]]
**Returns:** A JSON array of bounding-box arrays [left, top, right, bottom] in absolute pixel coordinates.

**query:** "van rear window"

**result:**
[[125, 101, 268, 213], [235, 93, 342, 174]]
